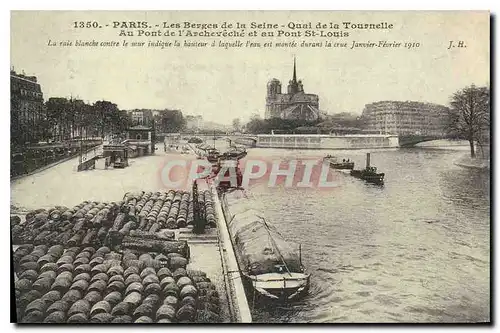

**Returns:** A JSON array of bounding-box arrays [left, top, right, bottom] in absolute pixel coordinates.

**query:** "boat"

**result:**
[[220, 189, 310, 301], [324, 155, 354, 170], [210, 159, 243, 190], [206, 148, 221, 163], [198, 133, 222, 163], [331, 161, 355, 170], [220, 146, 247, 161], [350, 153, 384, 184], [350, 167, 385, 184]]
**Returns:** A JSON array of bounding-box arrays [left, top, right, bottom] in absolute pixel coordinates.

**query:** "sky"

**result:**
[[11, 11, 490, 125]]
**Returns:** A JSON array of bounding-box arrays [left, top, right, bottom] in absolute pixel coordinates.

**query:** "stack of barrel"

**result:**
[[198, 190, 216, 228], [14, 244, 222, 323], [11, 190, 218, 248], [11, 202, 122, 248], [123, 190, 215, 230]]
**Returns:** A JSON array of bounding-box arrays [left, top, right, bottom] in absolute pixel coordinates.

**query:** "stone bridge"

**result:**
[[224, 136, 257, 147], [159, 133, 258, 147], [398, 135, 448, 147]]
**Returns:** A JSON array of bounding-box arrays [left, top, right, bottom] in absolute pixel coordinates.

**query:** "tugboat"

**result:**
[[350, 153, 384, 184]]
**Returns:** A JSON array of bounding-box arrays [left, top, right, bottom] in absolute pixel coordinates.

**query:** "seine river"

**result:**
[[242, 145, 490, 323]]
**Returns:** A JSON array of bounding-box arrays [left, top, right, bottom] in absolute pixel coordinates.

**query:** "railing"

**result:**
[[10, 142, 101, 178]]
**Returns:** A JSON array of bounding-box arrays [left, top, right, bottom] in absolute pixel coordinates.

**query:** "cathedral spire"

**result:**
[[293, 56, 297, 83]]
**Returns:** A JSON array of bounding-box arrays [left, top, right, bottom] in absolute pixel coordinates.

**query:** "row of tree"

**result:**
[[12, 97, 192, 145], [234, 112, 366, 135], [243, 117, 321, 134], [43, 98, 128, 142], [156, 110, 186, 133], [11, 97, 129, 146]]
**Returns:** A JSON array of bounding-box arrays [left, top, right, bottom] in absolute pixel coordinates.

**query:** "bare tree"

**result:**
[[448, 85, 490, 158]]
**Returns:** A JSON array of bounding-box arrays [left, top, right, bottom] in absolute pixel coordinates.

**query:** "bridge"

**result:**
[[158, 133, 258, 147], [224, 136, 257, 147], [159, 132, 458, 148], [398, 135, 449, 147]]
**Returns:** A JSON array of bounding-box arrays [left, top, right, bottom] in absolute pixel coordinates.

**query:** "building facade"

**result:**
[[125, 125, 155, 157], [362, 101, 450, 136], [265, 59, 321, 121], [11, 69, 45, 145], [129, 109, 154, 126]]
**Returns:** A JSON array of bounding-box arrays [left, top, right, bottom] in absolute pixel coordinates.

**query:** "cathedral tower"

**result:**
[[287, 57, 300, 95]]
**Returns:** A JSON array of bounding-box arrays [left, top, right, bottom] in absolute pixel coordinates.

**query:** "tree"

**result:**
[[157, 110, 186, 133], [250, 113, 261, 121], [232, 118, 241, 132], [448, 85, 490, 158], [93, 100, 120, 137], [46, 97, 70, 141]]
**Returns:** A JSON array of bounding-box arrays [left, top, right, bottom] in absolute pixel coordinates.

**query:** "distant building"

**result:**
[[10, 69, 44, 145], [129, 109, 154, 126], [125, 125, 155, 157], [362, 101, 450, 136], [265, 58, 322, 121]]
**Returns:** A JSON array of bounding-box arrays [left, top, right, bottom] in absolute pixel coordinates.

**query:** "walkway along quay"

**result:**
[[10, 146, 251, 323], [11, 138, 103, 179]]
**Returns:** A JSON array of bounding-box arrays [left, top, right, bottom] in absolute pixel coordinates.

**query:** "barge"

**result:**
[[219, 189, 310, 301]]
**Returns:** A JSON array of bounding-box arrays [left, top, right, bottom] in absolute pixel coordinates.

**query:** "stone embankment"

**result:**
[[455, 155, 490, 171]]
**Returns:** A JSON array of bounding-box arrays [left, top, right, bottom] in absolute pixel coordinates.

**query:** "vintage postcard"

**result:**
[[10, 10, 490, 324]]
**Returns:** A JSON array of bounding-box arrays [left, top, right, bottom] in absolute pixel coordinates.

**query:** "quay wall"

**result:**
[[256, 134, 399, 149], [211, 184, 253, 323], [10, 144, 102, 181]]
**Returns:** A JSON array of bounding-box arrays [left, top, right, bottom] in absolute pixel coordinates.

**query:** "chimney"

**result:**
[[366, 153, 371, 169]]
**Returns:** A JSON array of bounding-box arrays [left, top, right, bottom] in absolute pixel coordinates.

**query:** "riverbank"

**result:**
[[455, 155, 490, 171]]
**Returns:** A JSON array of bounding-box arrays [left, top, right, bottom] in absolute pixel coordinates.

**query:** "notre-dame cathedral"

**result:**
[[265, 58, 321, 121]]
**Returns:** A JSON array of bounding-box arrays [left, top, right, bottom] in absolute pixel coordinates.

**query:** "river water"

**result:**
[[242, 146, 490, 323]]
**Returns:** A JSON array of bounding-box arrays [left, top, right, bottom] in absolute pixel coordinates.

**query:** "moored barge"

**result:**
[[219, 189, 310, 301]]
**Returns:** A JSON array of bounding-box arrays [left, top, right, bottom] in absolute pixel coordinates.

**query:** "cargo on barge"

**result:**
[[219, 189, 310, 301]]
